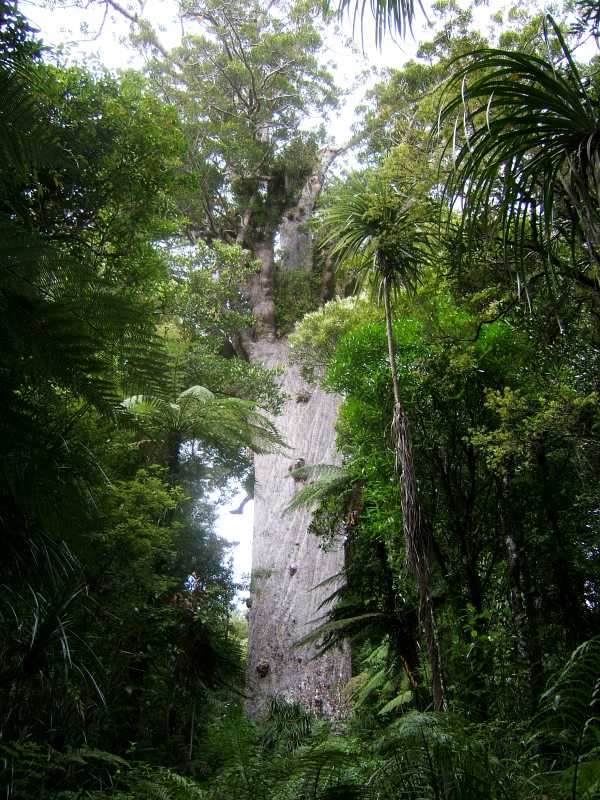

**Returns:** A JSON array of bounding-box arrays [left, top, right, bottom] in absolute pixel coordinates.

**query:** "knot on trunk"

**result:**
[[256, 661, 270, 678]]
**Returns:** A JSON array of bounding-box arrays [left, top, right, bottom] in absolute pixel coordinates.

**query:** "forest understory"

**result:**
[[1, 0, 600, 797]]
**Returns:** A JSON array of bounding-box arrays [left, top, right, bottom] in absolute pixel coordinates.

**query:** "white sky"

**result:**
[[214, 490, 253, 603]]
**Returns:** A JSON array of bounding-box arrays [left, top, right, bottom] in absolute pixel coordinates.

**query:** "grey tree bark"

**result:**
[[245, 339, 350, 717], [279, 146, 346, 273], [244, 145, 352, 717]]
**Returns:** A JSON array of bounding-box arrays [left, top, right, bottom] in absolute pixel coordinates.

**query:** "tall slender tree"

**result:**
[[321, 175, 446, 710]]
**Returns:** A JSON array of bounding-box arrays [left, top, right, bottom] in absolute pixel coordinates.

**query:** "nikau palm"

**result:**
[[322, 177, 446, 711], [438, 17, 600, 286], [325, 0, 426, 45]]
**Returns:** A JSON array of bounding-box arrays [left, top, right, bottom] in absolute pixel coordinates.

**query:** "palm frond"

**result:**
[[437, 16, 600, 277], [325, 0, 425, 46], [294, 611, 386, 649]]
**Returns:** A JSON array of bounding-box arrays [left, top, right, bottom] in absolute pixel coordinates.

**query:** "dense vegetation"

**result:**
[[1, 0, 599, 797]]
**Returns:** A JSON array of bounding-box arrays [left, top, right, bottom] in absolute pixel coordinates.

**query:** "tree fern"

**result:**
[[122, 385, 284, 476]]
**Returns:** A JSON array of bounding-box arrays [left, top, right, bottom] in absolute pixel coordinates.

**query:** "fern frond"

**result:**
[[0, 63, 53, 177], [294, 611, 385, 649], [285, 464, 353, 512], [310, 570, 345, 592], [536, 637, 600, 798]]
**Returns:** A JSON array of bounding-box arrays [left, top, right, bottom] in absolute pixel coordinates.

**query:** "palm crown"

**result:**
[[321, 176, 427, 295], [437, 17, 600, 283]]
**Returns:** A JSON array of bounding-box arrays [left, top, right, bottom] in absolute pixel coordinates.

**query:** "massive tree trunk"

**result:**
[[246, 236, 277, 341], [245, 339, 350, 717], [279, 146, 345, 273], [244, 146, 351, 717]]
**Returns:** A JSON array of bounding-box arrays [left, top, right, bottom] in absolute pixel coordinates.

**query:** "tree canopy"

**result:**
[[3, 0, 600, 798]]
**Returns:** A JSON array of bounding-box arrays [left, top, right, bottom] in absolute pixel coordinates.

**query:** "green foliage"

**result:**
[[318, 279, 600, 717], [149, 0, 338, 245], [162, 239, 284, 413], [0, 52, 185, 548], [437, 16, 600, 289], [273, 264, 320, 335], [0, 741, 130, 798], [285, 463, 352, 512], [194, 698, 354, 800], [535, 637, 600, 799], [347, 640, 414, 714], [168, 241, 257, 343], [0, 5, 252, 782], [365, 711, 522, 799], [4, 1, 600, 798], [320, 173, 430, 296], [122, 385, 284, 479], [0, 2, 42, 63], [289, 296, 379, 382]]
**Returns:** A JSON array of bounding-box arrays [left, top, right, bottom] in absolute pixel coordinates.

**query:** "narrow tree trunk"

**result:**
[[245, 339, 351, 717], [383, 278, 446, 712], [535, 442, 584, 647], [384, 280, 402, 406]]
